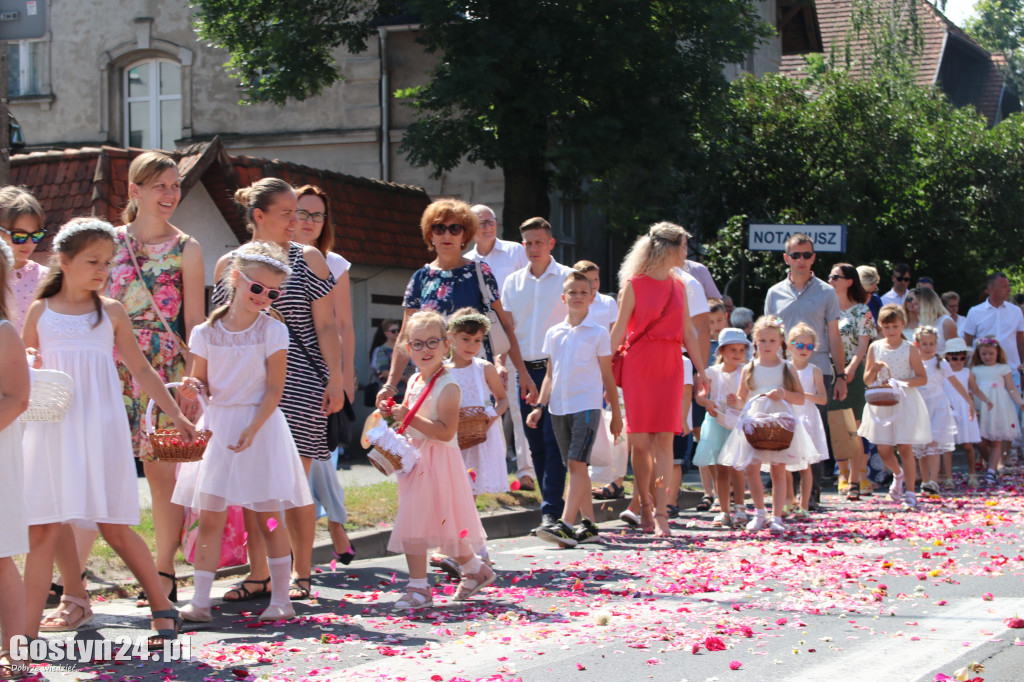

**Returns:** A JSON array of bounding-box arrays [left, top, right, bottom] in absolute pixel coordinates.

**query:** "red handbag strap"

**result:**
[[396, 368, 445, 434]]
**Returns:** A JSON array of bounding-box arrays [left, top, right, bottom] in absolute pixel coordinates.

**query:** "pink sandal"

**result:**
[[40, 595, 93, 632]]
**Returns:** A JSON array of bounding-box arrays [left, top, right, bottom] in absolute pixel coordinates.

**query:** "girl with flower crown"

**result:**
[[969, 335, 1024, 486], [173, 242, 313, 624], [21, 218, 196, 647]]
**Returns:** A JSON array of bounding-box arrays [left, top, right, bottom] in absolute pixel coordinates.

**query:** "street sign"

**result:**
[[748, 224, 846, 253], [0, 0, 46, 41]]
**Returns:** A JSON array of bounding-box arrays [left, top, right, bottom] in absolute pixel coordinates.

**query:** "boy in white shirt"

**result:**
[[527, 271, 623, 546]]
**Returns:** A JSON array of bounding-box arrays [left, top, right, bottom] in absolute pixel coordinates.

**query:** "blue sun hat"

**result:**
[[717, 327, 751, 349]]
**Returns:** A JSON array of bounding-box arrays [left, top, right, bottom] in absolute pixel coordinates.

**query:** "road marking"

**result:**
[[788, 597, 1024, 682]]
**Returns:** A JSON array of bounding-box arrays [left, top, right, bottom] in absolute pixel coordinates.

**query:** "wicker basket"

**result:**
[[368, 444, 406, 475], [144, 382, 211, 463], [366, 421, 420, 476], [20, 368, 75, 422], [742, 394, 796, 451], [865, 383, 901, 407], [457, 406, 489, 450]]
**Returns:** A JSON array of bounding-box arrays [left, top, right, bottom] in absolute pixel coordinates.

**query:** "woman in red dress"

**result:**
[[610, 223, 707, 537]]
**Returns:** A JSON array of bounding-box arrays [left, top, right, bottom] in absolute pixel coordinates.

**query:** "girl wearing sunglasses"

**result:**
[[0, 186, 48, 334]]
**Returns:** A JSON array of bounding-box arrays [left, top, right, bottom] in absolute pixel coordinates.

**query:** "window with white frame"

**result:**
[[7, 40, 47, 97], [124, 59, 182, 149]]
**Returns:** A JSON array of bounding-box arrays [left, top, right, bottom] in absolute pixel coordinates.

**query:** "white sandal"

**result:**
[[393, 586, 433, 610], [454, 564, 496, 601]]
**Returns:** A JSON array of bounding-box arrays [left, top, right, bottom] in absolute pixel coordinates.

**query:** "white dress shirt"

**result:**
[[541, 313, 613, 415], [501, 258, 575, 361], [465, 239, 529, 291], [881, 288, 907, 307], [963, 299, 1024, 367], [590, 291, 618, 330], [673, 267, 710, 316]]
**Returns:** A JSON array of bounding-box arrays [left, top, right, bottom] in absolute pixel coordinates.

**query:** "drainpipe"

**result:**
[[378, 26, 390, 182]]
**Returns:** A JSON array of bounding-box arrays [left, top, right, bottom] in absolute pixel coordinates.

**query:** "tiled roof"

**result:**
[[10, 138, 433, 268], [778, 0, 1015, 125]]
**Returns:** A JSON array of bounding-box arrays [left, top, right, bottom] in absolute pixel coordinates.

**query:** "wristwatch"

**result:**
[[534, 403, 546, 411], [835, 373, 847, 381]]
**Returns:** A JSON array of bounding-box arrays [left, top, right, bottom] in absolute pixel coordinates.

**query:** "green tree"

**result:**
[[966, 0, 1024, 94], [190, 0, 770, 235]]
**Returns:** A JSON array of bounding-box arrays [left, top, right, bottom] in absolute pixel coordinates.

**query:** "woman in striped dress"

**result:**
[[212, 178, 344, 602]]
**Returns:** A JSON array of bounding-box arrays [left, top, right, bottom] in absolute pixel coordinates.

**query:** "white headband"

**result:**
[[0, 238, 13, 270], [52, 219, 117, 252], [236, 251, 292, 277]]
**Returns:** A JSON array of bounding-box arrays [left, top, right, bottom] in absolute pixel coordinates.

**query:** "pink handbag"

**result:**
[[181, 506, 248, 568]]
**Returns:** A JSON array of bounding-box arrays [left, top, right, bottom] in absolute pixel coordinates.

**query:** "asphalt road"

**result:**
[[30, 478, 1024, 682]]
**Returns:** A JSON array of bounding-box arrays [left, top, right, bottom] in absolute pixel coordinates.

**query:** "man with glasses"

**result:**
[[764, 234, 848, 507], [465, 205, 536, 491], [881, 264, 912, 306], [501, 218, 575, 530]]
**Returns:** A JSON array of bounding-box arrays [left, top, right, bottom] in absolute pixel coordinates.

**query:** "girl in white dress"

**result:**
[[21, 218, 196, 647], [174, 242, 314, 624], [969, 336, 1024, 486], [718, 316, 815, 533], [693, 328, 749, 528], [858, 304, 931, 509], [0, 239, 30, 677], [942, 339, 983, 488], [912, 327, 969, 496], [786, 323, 828, 520]]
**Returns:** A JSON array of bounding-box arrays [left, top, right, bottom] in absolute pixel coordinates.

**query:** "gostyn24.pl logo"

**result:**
[[10, 635, 191, 663]]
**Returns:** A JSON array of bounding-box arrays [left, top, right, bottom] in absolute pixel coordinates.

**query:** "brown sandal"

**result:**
[[39, 595, 93, 632], [0, 649, 29, 680]]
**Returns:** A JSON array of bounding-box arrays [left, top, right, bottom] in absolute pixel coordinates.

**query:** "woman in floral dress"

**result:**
[[109, 151, 206, 606]]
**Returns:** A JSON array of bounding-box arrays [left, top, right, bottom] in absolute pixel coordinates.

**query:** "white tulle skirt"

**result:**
[[858, 386, 932, 446], [912, 393, 957, 458], [718, 396, 817, 472]]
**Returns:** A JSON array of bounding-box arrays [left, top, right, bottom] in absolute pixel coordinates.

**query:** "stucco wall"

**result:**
[[169, 183, 240, 286]]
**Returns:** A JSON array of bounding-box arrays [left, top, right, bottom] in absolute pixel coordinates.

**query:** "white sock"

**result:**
[[191, 570, 215, 608], [754, 508, 767, 517], [408, 577, 429, 590], [459, 555, 483, 575], [772, 516, 784, 525], [267, 555, 292, 608]]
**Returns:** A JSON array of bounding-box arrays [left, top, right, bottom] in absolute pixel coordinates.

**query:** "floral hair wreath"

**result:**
[[234, 251, 293, 278], [52, 219, 117, 252], [0, 238, 13, 270], [448, 311, 491, 331], [977, 336, 1000, 346]]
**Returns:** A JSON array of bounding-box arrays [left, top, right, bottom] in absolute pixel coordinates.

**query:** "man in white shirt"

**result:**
[[880, 263, 912, 307], [501, 217, 576, 528], [467, 205, 535, 490], [679, 231, 721, 300], [572, 260, 618, 330], [963, 272, 1024, 456]]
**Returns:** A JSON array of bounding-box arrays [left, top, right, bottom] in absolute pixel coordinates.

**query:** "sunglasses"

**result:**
[[947, 354, 968, 361], [895, 276, 912, 282], [827, 274, 850, 281], [430, 223, 465, 236], [0, 226, 45, 244], [385, 327, 399, 334], [787, 251, 814, 260], [408, 337, 442, 351], [790, 342, 816, 350], [296, 209, 325, 223], [238, 271, 283, 301]]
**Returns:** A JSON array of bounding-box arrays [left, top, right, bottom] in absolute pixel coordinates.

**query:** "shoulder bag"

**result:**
[[612, 281, 676, 387], [279, 316, 356, 451], [473, 260, 511, 356], [121, 228, 190, 359]]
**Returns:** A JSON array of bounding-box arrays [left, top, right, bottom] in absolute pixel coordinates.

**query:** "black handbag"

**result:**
[[280, 318, 355, 451]]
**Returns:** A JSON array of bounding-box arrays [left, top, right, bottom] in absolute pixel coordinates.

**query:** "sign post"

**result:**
[[748, 224, 847, 253]]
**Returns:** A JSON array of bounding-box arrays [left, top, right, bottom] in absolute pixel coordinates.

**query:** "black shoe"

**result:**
[[536, 520, 578, 547], [574, 519, 601, 544], [531, 513, 559, 536], [666, 505, 680, 519]]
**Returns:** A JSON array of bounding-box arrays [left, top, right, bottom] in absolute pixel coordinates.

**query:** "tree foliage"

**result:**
[[966, 0, 1024, 94], [189, 0, 771, 235]]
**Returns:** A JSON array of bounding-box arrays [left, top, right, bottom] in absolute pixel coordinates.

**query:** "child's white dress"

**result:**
[[972, 363, 1020, 441], [449, 357, 508, 495], [944, 366, 980, 444], [913, 358, 957, 458], [717, 362, 816, 472], [794, 364, 829, 463], [387, 370, 487, 558], [173, 315, 313, 512], [692, 364, 741, 466], [0, 319, 28, 557], [858, 340, 931, 446], [22, 303, 139, 528]]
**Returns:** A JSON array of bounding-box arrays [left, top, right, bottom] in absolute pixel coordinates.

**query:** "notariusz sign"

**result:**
[[748, 224, 846, 253]]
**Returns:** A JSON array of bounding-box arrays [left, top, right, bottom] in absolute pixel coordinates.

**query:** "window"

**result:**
[[554, 200, 579, 265], [7, 41, 46, 97], [124, 59, 182, 149]]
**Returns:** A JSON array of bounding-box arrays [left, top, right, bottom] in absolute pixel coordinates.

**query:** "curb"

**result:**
[[217, 488, 705, 580]]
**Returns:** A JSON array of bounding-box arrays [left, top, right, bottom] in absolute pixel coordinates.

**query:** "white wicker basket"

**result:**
[[19, 368, 75, 423]]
